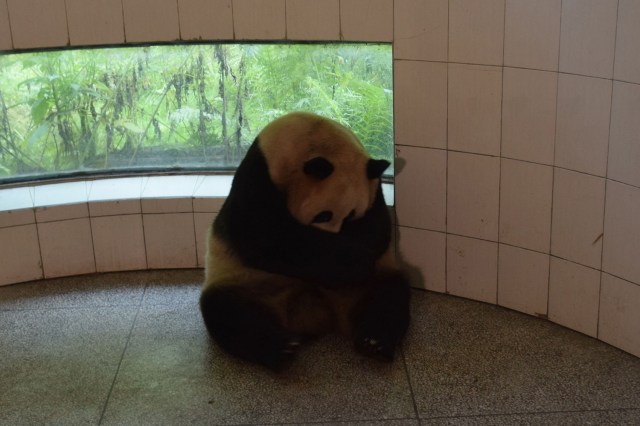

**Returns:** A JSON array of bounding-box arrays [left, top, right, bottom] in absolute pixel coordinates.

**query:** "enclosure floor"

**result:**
[[1, 269, 640, 425]]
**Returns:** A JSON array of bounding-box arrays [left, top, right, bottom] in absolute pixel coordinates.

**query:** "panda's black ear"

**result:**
[[367, 159, 390, 179], [304, 156, 334, 180]]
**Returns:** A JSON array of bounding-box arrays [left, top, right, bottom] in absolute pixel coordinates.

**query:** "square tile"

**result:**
[[92, 215, 147, 273], [499, 159, 553, 253], [0, 208, 35, 229], [38, 218, 96, 278], [394, 60, 447, 149], [504, 0, 561, 71], [599, 273, 640, 358], [90, 200, 142, 217], [178, 0, 233, 40], [0, 0, 11, 50], [143, 213, 197, 268], [7, 0, 68, 49], [555, 74, 612, 177], [233, 0, 286, 40], [548, 257, 600, 337], [501, 67, 557, 165], [394, 146, 446, 232], [498, 244, 549, 317], [35, 203, 89, 223], [551, 168, 605, 269], [141, 198, 193, 214], [614, 0, 640, 85], [66, 0, 125, 45], [559, 0, 617, 78], [194, 212, 215, 268], [397, 226, 446, 292], [447, 152, 500, 241], [449, 0, 505, 66], [608, 81, 640, 188], [122, 0, 180, 42], [393, 0, 447, 61], [286, 0, 339, 41], [603, 181, 640, 285], [448, 64, 502, 156], [0, 225, 42, 286], [340, 0, 393, 42], [447, 235, 498, 304]]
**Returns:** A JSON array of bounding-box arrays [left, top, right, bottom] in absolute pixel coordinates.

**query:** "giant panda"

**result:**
[[200, 112, 410, 371]]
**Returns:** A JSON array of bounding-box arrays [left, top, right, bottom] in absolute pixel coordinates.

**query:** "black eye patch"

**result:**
[[312, 211, 333, 224]]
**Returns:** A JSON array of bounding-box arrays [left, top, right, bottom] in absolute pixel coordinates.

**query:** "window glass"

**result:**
[[0, 43, 393, 184]]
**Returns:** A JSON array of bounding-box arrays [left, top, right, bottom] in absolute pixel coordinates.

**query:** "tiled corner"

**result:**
[[38, 219, 96, 279], [393, 0, 447, 61], [501, 67, 557, 166], [449, 0, 505, 66], [555, 74, 612, 177], [599, 273, 640, 358], [394, 60, 447, 149], [448, 64, 502, 156], [499, 159, 553, 253], [194, 212, 214, 267], [608, 81, 640, 188], [397, 226, 446, 292], [92, 215, 147, 273], [66, 0, 125, 45], [551, 168, 605, 269], [178, 0, 233, 40], [504, 0, 561, 71], [233, 0, 286, 40], [548, 257, 600, 338], [0, 0, 12, 50], [143, 213, 197, 269], [394, 146, 446, 232], [614, 0, 640, 85], [603, 181, 640, 285], [192, 175, 229, 212], [122, 0, 180, 43], [498, 244, 549, 317], [0, 187, 35, 228], [447, 234, 498, 304], [286, 0, 339, 41], [559, 0, 617, 79], [6, 0, 68, 49], [447, 152, 500, 241], [0, 225, 42, 286], [340, 0, 393, 42]]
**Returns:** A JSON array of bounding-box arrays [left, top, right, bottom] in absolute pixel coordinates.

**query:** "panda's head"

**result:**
[[258, 112, 389, 233]]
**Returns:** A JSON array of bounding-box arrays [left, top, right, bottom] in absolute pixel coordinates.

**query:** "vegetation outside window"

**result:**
[[0, 43, 393, 184]]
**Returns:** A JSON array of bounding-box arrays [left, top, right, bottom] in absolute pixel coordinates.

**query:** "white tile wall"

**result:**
[[504, 0, 561, 71], [551, 168, 605, 269], [498, 244, 549, 316], [6, 0, 68, 49], [447, 234, 498, 304], [447, 152, 500, 241], [0, 225, 42, 286], [397, 226, 446, 292], [449, 0, 505, 66], [286, 0, 340, 41], [38, 218, 96, 279], [555, 74, 612, 177], [394, 60, 447, 149], [0, 0, 12, 50], [122, 0, 180, 43], [66, 0, 125, 46], [608, 81, 640, 188], [603, 181, 640, 285], [340, 0, 393, 42], [92, 215, 147, 272], [178, 0, 233, 40], [448, 64, 502, 156], [393, 0, 447, 61], [233, 0, 286, 40], [614, 0, 640, 85], [501, 67, 557, 165], [559, 0, 618, 79], [548, 257, 600, 337], [499, 159, 553, 253], [599, 273, 640, 358]]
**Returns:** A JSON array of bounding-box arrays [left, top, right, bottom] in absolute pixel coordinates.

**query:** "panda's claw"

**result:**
[[357, 335, 394, 362]]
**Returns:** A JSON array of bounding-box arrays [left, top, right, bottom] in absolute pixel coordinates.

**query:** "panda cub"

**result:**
[[200, 112, 410, 371]]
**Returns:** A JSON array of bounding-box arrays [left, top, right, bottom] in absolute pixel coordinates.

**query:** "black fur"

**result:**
[[303, 156, 334, 180]]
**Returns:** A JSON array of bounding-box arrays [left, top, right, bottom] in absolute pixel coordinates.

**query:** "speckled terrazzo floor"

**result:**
[[1, 270, 640, 426]]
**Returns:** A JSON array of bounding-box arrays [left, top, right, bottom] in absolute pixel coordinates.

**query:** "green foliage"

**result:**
[[0, 44, 393, 181]]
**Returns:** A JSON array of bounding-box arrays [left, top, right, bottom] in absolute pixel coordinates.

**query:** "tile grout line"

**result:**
[[400, 345, 421, 423]]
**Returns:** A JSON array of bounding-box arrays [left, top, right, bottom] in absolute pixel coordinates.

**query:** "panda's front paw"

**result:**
[[355, 334, 396, 362], [263, 335, 302, 372]]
